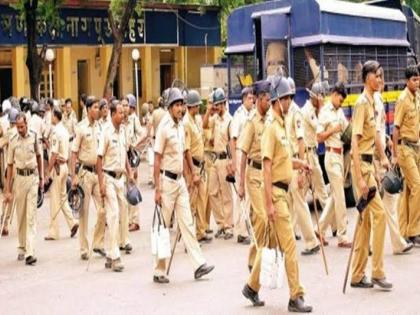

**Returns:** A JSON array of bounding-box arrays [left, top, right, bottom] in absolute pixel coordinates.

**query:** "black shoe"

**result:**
[[242, 284, 265, 307], [17, 253, 25, 261], [153, 275, 170, 284], [194, 263, 215, 279], [25, 256, 37, 266], [198, 235, 213, 244], [351, 276, 373, 288], [295, 234, 301, 241], [224, 232, 234, 240], [301, 245, 320, 256], [80, 253, 89, 261], [70, 224, 79, 238], [402, 242, 414, 253], [288, 296, 312, 313], [237, 235, 251, 245], [215, 229, 225, 239], [205, 229, 213, 234], [372, 278, 393, 290], [408, 236, 420, 246], [93, 248, 106, 257], [332, 229, 337, 237], [119, 244, 133, 254], [105, 257, 112, 269]]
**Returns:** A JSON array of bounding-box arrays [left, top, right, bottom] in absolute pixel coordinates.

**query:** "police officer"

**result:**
[[153, 87, 214, 283], [242, 77, 313, 313], [97, 100, 134, 272], [350, 60, 391, 289], [285, 78, 320, 255], [1, 107, 19, 236], [301, 82, 329, 211], [393, 66, 420, 245], [71, 96, 106, 260], [44, 107, 79, 240], [316, 82, 351, 248], [183, 90, 211, 243], [62, 98, 77, 140], [231, 86, 254, 245], [373, 69, 413, 254], [98, 99, 111, 128], [238, 80, 270, 271], [203, 88, 234, 239], [4, 113, 43, 265]]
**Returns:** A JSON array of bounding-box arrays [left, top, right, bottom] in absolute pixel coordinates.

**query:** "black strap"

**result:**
[[360, 154, 373, 163], [273, 181, 289, 191]]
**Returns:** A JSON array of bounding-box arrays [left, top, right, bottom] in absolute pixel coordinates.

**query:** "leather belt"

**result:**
[[17, 168, 35, 176], [192, 157, 204, 168], [360, 154, 373, 164], [160, 170, 182, 181], [398, 139, 419, 150], [104, 170, 123, 179], [247, 159, 262, 170], [82, 165, 96, 174], [326, 146, 343, 154], [273, 181, 289, 191], [215, 152, 227, 160], [69, 136, 74, 142], [306, 146, 316, 152]]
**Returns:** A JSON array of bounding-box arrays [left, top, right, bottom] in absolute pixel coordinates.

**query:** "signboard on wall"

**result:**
[[0, 5, 220, 46]]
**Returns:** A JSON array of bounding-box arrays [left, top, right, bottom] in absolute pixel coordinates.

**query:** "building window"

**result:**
[[40, 68, 54, 99]]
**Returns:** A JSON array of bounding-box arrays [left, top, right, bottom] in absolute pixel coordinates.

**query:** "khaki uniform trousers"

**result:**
[[119, 177, 130, 248], [373, 157, 408, 253], [154, 176, 206, 276], [128, 168, 140, 225], [397, 145, 420, 238], [48, 164, 77, 239], [288, 170, 319, 250], [248, 186, 305, 300], [208, 157, 233, 232], [15, 173, 38, 258], [103, 174, 126, 260], [204, 152, 214, 229], [307, 150, 329, 208], [187, 164, 208, 240], [1, 169, 14, 231], [319, 151, 349, 243], [234, 150, 249, 238], [78, 169, 106, 255], [246, 166, 266, 268], [351, 160, 386, 283]]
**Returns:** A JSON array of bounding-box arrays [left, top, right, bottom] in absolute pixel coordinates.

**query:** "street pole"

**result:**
[[134, 60, 139, 116], [49, 62, 53, 99]]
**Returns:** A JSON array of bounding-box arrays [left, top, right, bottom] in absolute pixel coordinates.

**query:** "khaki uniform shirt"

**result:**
[[97, 123, 127, 173], [209, 112, 232, 153], [239, 109, 265, 162], [7, 130, 40, 170], [231, 105, 251, 141], [62, 111, 77, 138], [154, 115, 185, 175], [374, 92, 387, 149], [0, 115, 10, 149], [152, 108, 167, 137], [99, 116, 111, 129], [286, 101, 304, 155], [317, 102, 349, 149], [29, 114, 45, 139], [43, 110, 52, 141], [126, 113, 144, 147], [262, 112, 293, 184], [352, 93, 376, 155], [50, 122, 70, 161], [184, 112, 204, 161], [72, 118, 101, 166], [394, 87, 419, 143], [301, 100, 319, 148]]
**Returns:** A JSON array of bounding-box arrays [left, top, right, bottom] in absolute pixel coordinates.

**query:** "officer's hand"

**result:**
[[357, 177, 369, 199], [3, 192, 12, 204], [192, 174, 200, 186], [381, 157, 390, 171], [227, 161, 236, 176], [238, 184, 245, 200], [39, 178, 44, 191], [155, 189, 162, 206], [128, 176, 135, 185], [267, 204, 276, 222], [301, 161, 312, 174], [391, 155, 398, 166], [334, 123, 343, 133], [71, 175, 78, 189]]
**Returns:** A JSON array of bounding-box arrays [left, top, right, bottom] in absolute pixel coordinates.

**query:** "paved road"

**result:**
[[1, 162, 419, 315]]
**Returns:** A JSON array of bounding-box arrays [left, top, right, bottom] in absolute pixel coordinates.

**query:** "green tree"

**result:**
[[405, 0, 420, 15], [13, 0, 63, 101], [104, 0, 138, 99]]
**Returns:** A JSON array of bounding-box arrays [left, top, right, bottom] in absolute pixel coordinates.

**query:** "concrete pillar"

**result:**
[[11, 46, 29, 98], [56, 47, 72, 100]]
